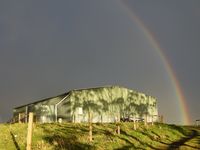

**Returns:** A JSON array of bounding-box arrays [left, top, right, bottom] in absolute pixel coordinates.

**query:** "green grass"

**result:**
[[0, 122, 199, 149]]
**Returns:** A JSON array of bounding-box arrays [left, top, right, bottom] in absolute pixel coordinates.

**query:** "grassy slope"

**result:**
[[0, 123, 199, 150]]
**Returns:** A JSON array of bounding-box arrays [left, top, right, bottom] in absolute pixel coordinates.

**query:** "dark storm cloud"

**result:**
[[124, 0, 200, 122]]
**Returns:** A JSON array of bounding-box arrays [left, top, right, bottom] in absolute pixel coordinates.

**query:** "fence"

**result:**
[[7, 112, 34, 150], [7, 112, 164, 148]]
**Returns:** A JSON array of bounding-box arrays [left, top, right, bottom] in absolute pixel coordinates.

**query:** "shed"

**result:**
[[13, 86, 158, 123]]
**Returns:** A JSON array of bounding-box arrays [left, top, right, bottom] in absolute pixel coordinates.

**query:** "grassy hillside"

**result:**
[[0, 122, 199, 149]]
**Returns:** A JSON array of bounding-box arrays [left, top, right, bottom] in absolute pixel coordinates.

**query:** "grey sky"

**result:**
[[0, 0, 199, 124], [124, 0, 200, 124]]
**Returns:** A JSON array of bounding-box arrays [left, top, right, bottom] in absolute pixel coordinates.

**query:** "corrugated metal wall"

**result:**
[[14, 86, 158, 123], [58, 86, 158, 123]]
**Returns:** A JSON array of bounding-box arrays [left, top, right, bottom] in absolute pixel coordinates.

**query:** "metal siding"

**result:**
[[13, 86, 158, 123]]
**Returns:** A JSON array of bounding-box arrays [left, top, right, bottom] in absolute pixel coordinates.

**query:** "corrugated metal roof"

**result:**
[[14, 85, 156, 109], [14, 92, 69, 109]]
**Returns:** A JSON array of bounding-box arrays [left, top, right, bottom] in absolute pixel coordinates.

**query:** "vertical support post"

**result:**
[[18, 113, 21, 123], [196, 120, 200, 126], [54, 95, 69, 122], [73, 114, 75, 123], [55, 105, 58, 122], [145, 114, 147, 126], [101, 115, 103, 123], [25, 106, 28, 123], [160, 115, 164, 123], [151, 115, 154, 125], [26, 112, 33, 150]]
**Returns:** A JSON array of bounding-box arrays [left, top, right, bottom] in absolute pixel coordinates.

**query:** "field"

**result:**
[[0, 122, 199, 150]]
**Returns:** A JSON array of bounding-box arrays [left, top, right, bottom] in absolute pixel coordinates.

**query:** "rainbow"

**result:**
[[118, 1, 191, 125]]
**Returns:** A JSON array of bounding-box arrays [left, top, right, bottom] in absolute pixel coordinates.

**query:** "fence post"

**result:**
[[88, 112, 93, 142], [117, 113, 120, 135], [26, 112, 33, 150], [133, 116, 136, 130]]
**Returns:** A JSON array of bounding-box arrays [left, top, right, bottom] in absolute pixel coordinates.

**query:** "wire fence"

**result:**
[[8, 113, 29, 124], [8, 112, 163, 125]]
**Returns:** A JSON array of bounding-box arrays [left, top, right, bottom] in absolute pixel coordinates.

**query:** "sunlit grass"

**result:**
[[0, 122, 199, 149]]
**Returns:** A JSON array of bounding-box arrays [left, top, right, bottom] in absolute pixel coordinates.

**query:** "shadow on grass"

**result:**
[[43, 135, 94, 150], [114, 145, 137, 150], [41, 123, 138, 150], [119, 129, 160, 150], [38, 123, 200, 149], [10, 131, 20, 150], [167, 130, 199, 150], [40, 124, 95, 150], [150, 131, 171, 146], [168, 124, 189, 135]]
